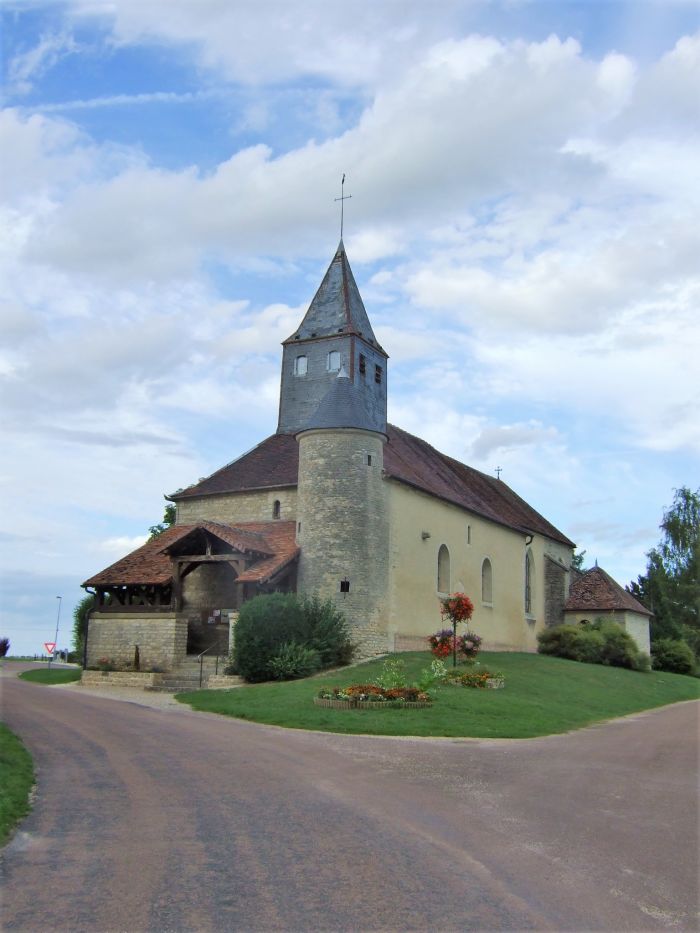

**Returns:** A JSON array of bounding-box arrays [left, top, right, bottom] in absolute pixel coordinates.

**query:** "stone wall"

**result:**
[[296, 428, 390, 657], [182, 562, 239, 610], [81, 671, 162, 688], [544, 555, 568, 627], [176, 488, 297, 525], [86, 613, 187, 671]]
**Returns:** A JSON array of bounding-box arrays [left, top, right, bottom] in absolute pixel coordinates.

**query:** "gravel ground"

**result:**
[[53, 680, 188, 711]]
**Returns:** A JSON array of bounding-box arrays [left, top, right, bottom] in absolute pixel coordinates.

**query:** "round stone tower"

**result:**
[[296, 372, 390, 657]]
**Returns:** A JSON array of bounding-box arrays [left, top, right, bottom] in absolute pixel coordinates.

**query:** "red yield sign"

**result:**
[[44, 642, 56, 654]]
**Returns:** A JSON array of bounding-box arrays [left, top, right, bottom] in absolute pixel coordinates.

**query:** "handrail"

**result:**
[[196, 644, 222, 687]]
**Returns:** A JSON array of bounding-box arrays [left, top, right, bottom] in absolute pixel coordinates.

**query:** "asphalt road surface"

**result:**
[[1, 664, 698, 932]]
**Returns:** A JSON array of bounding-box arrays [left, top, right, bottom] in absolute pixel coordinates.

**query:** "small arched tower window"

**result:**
[[482, 558, 493, 604], [273, 500, 281, 520], [327, 350, 340, 372], [525, 549, 534, 613], [294, 355, 307, 376], [437, 544, 450, 594]]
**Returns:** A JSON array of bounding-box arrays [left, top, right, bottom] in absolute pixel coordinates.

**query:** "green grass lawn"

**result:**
[[0, 724, 35, 846], [177, 651, 699, 738], [18, 668, 82, 685]]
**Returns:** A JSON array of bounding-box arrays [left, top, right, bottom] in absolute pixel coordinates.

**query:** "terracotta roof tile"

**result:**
[[169, 425, 573, 546], [564, 566, 652, 615], [83, 521, 298, 588], [171, 434, 298, 499], [383, 425, 575, 547]]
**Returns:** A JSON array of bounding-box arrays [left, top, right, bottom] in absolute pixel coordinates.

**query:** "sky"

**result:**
[[1, 0, 699, 656]]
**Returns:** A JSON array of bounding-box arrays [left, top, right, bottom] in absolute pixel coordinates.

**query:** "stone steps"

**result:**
[[145, 655, 238, 692]]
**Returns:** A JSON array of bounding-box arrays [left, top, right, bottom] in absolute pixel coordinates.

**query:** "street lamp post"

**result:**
[[48, 596, 62, 671]]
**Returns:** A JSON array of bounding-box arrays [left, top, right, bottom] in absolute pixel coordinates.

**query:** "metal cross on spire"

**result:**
[[334, 173, 352, 239], [495, 466, 503, 480]]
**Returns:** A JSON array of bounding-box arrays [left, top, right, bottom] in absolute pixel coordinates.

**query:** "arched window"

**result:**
[[481, 558, 493, 604], [294, 355, 307, 376], [273, 500, 281, 519], [525, 549, 534, 613], [437, 545, 450, 593], [327, 350, 340, 372]]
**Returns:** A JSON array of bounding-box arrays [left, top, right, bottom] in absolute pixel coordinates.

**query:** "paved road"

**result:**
[[1, 664, 698, 932]]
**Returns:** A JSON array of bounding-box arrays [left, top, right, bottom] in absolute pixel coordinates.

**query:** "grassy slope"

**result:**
[[18, 669, 82, 685], [0, 724, 35, 846], [177, 651, 699, 738]]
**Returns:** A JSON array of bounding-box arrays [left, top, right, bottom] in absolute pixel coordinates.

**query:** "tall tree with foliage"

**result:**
[[72, 594, 96, 658], [148, 502, 177, 539], [628, 487, 700, 644]]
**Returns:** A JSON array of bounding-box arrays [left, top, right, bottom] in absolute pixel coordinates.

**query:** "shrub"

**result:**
[[537, 624, 604, 663], [537, 621, 648, 671], [590, 620, 648, 671], [267, 642, 321, 680], [298, 595, 355, 667], [233, 594, 306, 682], [0, 637, 9, 658], [233, 593, 354, 682], [652, 638, 696, 675]]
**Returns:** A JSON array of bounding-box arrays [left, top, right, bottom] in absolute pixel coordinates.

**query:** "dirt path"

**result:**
[[2, 665, 698, 931]]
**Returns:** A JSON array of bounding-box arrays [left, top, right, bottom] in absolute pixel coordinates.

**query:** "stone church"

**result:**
[[83, 241, 650, 670]]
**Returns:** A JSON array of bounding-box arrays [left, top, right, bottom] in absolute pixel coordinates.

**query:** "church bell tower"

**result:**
[[277, 240, 388, 435]]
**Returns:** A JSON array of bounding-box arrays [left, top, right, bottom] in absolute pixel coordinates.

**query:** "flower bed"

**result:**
[[316, 682, 432, 709], [445, 668, 505, 689], [313, 697, 432, 710]]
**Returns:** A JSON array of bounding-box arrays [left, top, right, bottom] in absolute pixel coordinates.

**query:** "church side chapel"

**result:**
[[83, 240, 651, 672]]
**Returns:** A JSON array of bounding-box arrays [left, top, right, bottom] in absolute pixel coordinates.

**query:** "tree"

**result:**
[[148, 502, 176, 540], [0, 637, 9, 657], [571, 549, 587, 572], [72, 594, 96, 658], [629, 487, 700, 645]]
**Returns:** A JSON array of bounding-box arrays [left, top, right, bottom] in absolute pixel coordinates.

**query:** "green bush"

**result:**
[[537, 624, 604, 663], [233, 594, 306, 682], [537, 621, 649, 671], [233, 593, 354, 682], [591, 620, 648, 671], [298, 595, 355, 667], [268, 642, 321, 680], [652, 638, 696, 675]]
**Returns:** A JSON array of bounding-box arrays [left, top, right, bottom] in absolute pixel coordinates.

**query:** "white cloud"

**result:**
[[7, 30, 78, 96]]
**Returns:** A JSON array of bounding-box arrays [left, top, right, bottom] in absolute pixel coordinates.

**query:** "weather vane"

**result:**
[[334, 173, 352, 239]]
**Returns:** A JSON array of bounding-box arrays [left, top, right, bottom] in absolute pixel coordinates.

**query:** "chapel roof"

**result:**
[[82, 520, 298, 588], [564, 565, 652, 616], [171, 426, 574, 547], [283, 240, 386, 355]]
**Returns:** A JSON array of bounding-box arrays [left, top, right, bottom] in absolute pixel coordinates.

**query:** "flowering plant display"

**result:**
[[316, 684, 431, 703], [456, 631, 483, 660], [445, 665, 504, 688], [428, 629, 456, 658], [428, 630, 482, 661], [437, 592, 476, 666], [440, 592, 474, 625]]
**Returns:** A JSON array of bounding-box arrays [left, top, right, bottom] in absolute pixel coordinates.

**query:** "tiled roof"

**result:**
[[564, 566, 652, 616], [171, 426, 573, 546], [83, 521, 298, 588], [283, 240, 386, 354], [171, 433, 298, 499], [385, 425, 575, 547]]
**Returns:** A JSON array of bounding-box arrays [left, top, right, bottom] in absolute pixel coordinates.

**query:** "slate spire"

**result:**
[[277, 241, 387, 436], [283, 240, 384, 352]]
